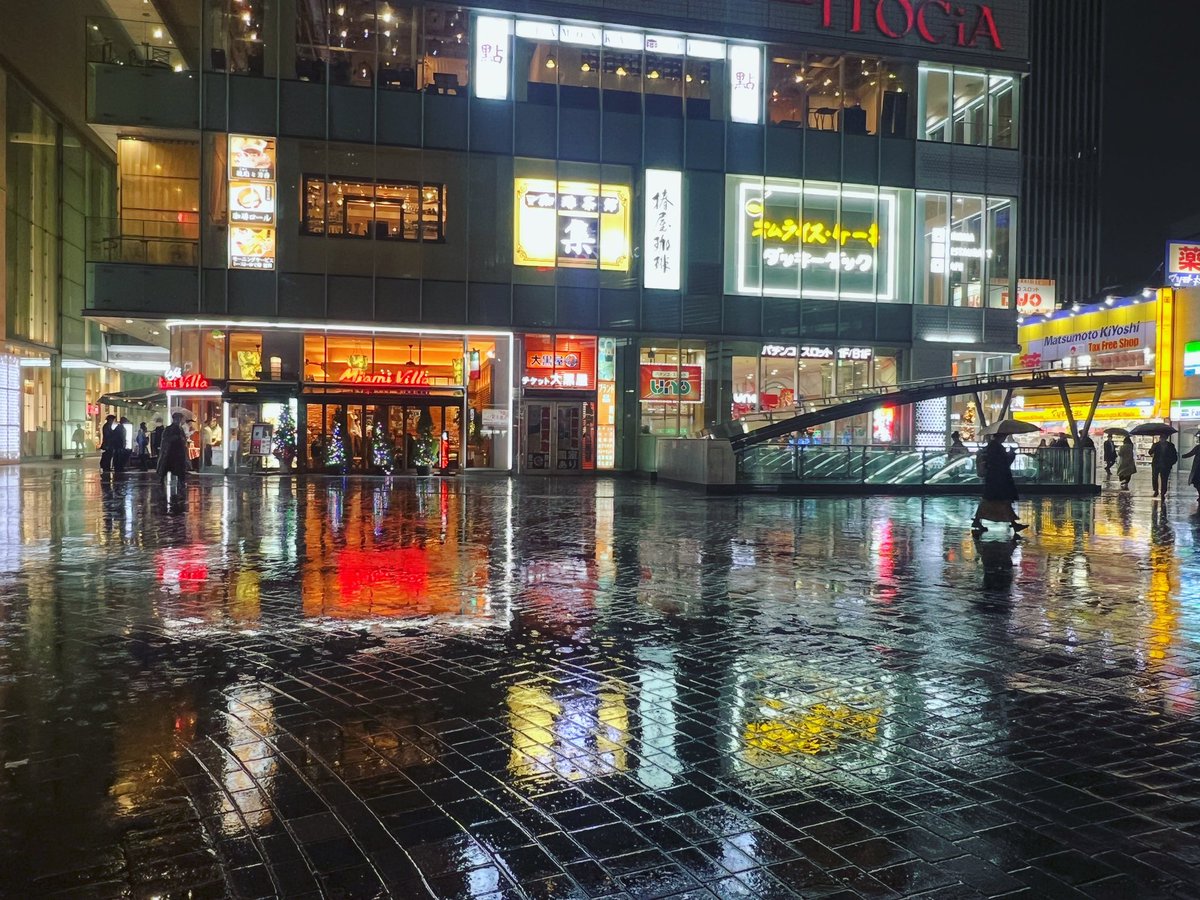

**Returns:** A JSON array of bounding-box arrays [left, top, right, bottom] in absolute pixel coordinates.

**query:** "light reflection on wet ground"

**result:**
[[2, 465, 1200, 898]]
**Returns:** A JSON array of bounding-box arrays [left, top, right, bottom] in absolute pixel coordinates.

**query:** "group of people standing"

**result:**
[[99, 415, 159, 474], [1102, 433, 1200, 500]]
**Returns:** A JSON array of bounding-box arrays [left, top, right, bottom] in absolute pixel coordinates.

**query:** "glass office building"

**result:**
[[83, 0, 1031, 472]]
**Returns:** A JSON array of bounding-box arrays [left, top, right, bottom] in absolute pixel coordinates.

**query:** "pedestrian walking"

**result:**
[[1149, 435, 1179, 499], [1117, 436, 1137, 490], [157, 412, 190, 504], [99, 414, 116, 472], [972, 433, 1028, 534], [1103, 435, 1118, 474], [150, 418, 164, 465], [1182, 438, 1200, 501], [112, 417, 130, 474]]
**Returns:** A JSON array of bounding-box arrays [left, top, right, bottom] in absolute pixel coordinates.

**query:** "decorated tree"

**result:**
[[372, 423, 395, 474], [327, 420, 347, 473], [414, 408, 438, 472], [272, 405, 297, 468]]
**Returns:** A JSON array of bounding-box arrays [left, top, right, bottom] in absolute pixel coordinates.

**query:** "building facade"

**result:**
[[82, 0, 1031, 472], [1018, 0, 1102, 307]]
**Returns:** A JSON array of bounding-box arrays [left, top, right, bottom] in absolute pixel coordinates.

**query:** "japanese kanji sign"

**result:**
[[643, 170, 682, 291], [1166, 242, 1200, 288]]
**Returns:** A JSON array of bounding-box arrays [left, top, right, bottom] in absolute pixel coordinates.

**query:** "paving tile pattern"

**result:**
[[1, 466, 1200, 897]]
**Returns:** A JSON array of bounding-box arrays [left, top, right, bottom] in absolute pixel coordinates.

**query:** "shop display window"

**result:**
[[917, 191, 1016, 308], [303, 176, 446, 241], [229, 332, 264, 380], [522, 334, 597, 390], [638, 341, 706, 437]]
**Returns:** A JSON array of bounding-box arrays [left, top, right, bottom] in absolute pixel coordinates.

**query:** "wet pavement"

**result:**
[[2, 466, 1200, 899]]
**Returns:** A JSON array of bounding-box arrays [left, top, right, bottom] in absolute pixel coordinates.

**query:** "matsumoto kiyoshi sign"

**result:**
[[1026, 320, 1155, 364], [727, 175, 900, 300]]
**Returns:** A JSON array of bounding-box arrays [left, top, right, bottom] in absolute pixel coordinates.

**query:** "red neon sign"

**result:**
[[790, 0, 1004, 50], [159, 372, 211, 390], [338, 368, 431, 389]]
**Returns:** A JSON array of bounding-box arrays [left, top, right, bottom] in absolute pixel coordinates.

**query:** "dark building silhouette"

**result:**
[[1020, 0, 1103, 306]]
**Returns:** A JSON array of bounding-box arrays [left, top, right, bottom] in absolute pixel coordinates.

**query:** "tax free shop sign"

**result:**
[[1020, 311, 1156, 365]]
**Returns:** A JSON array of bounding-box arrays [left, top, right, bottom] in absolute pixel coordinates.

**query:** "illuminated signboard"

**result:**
[[728, 45, 762, 125], [762, 344, 798, 358], [1167, 241, 1200, 288], [514, 178, 631, 271], [639, 364, 704, 403], [1185, 341, 1200, 377], [474, 16, 511, 100], [527, 351, 580, 370], [159, 368, 211, 390], [338, 368, 431, 389], [643, 169, 682, 291], [228, 135, 277, 270], [727, 175, 900, 300]]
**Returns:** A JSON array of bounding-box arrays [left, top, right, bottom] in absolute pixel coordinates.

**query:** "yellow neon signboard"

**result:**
[[513, 178, 631, 271]]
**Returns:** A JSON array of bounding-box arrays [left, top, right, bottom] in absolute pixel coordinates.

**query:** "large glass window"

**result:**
[[303, 176, 446, 241], [916, 191, 1016, 308], [638, 341, 706, 437], [110, 137, 200, 265], [768, 50, 914, 136], [919, 64, 1020, 148]]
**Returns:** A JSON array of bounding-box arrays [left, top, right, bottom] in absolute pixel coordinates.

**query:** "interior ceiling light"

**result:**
[[545, 57, 556, 69]]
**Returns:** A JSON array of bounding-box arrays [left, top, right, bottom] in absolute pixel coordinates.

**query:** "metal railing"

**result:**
[[86, 16, 191, 71], [738, 445, 1095, 487], [87, 217, 198, 266]]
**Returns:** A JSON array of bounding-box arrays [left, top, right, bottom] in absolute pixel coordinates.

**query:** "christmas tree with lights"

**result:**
[[327, 420, 347, 473], [272, 405, 297, 468], [372, 424, 395, 475]]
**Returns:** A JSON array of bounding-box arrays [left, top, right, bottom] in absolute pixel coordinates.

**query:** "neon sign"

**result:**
[[785, 0, 1005, 51], [159, 368, 211, 390], [338, 369, 431, 389]]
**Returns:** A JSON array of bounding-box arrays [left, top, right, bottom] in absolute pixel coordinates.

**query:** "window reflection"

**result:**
[[919, 64, 1020, 148], [767, 51, 913, 136]]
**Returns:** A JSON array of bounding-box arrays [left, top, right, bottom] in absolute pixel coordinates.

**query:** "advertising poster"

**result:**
[[250, 423, 273, 456], [229, 181, 276, 225], [639, 364, 704, 403], [229, 135, 277, 270]]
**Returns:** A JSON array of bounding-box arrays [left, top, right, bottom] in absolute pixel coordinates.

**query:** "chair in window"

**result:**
[[398, 67, 417, 91], [378, 67, 402, 88], [842, 104, 868, 136], [433, 72, 459, 94]]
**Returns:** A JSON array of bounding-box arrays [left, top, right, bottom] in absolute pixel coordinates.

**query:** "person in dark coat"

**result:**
[[972, 432, 1028, 533], [99, 414, 116, 472], [1102, 436, 1118, 474], [1182, 438, 1200, 501], [1149, 435, 1180, 499], [157, 412, 191, 503], [112, 417, 130, 474], [150, 418, 164, 465]]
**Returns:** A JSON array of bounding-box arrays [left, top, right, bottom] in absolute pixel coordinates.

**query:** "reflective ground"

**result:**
[[2, 466, 1200, 899]]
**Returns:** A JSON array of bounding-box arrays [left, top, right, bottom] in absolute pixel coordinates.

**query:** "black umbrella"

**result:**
[[1103, 427, 1129, 437], [1129, 422, 1178, 437]]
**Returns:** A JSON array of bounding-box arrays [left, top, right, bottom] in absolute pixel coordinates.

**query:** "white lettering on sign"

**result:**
[[800, 346, 834, 359], [474, 16, 511, 101], [644, 169, 682, 291], [838, 347, 873, 361], [761, 344, 798, 358]]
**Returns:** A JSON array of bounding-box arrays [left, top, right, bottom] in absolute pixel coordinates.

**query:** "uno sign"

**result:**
[[786, 0, 1005, 50]]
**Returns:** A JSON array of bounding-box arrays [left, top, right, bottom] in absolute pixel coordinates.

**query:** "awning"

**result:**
[[98, 387, 166, 410]]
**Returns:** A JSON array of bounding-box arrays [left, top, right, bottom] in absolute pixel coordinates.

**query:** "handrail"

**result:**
[[728, 367, 1149, 453]]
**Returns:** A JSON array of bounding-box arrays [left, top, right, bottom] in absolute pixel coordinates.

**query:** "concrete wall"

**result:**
[[656, 438, 736, 486]]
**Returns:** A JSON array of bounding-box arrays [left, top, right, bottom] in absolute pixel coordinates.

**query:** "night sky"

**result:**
[[1100, 3, 1200, 288]]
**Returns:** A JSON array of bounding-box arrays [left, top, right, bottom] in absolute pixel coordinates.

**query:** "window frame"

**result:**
[[301, 175, 447, 243]]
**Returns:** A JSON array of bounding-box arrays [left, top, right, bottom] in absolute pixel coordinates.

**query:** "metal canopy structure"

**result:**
[[728, 368, 1148, 453]]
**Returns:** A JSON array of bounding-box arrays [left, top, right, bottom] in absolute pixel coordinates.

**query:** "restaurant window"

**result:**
[[229, 332, 264, 380], [206, 0, 267, 75], [918, 191, 949, 306], [115, 137, 200, 266], [302, 176, 446, 241]]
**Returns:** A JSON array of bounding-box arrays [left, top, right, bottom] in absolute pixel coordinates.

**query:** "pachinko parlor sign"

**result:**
[[728, 175, 899, 301]]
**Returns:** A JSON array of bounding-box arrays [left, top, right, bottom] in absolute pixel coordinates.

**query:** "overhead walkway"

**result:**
[[726, 367, 1147, 454]]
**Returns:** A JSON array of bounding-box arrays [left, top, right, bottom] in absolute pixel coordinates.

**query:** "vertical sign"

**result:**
[[228, 135, 277, 270], [644, 169, 682, 291], [474, 16, 511, 101], [1166, 242, 1200, 288], [728, 45, 762, 124]]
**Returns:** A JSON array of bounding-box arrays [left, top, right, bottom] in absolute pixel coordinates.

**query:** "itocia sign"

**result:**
[[785, 0, 1005, 50]]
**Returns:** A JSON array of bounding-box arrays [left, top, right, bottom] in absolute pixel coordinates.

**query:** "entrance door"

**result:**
[[524, 401, 592, 472]]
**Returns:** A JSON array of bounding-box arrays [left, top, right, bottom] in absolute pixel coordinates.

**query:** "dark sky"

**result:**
[[1100, 3, 1200, 288]]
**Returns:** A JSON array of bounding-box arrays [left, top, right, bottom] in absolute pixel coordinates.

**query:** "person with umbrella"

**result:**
[[972, 421, 1030, 535], [1181, 432, 1200, 501], [1116, 436, 1137, 490], [1149, 434, 1179, 499]]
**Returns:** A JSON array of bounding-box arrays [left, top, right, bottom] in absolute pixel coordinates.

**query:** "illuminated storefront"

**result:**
[[166, 322, 514, 472]]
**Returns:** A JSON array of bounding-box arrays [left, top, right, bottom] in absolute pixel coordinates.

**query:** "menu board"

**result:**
[[0, 355, 20, 461], [228, 135, 277, 270]]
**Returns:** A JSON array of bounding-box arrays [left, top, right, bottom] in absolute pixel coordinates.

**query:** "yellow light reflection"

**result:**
[[507, 680, 629, 785]]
